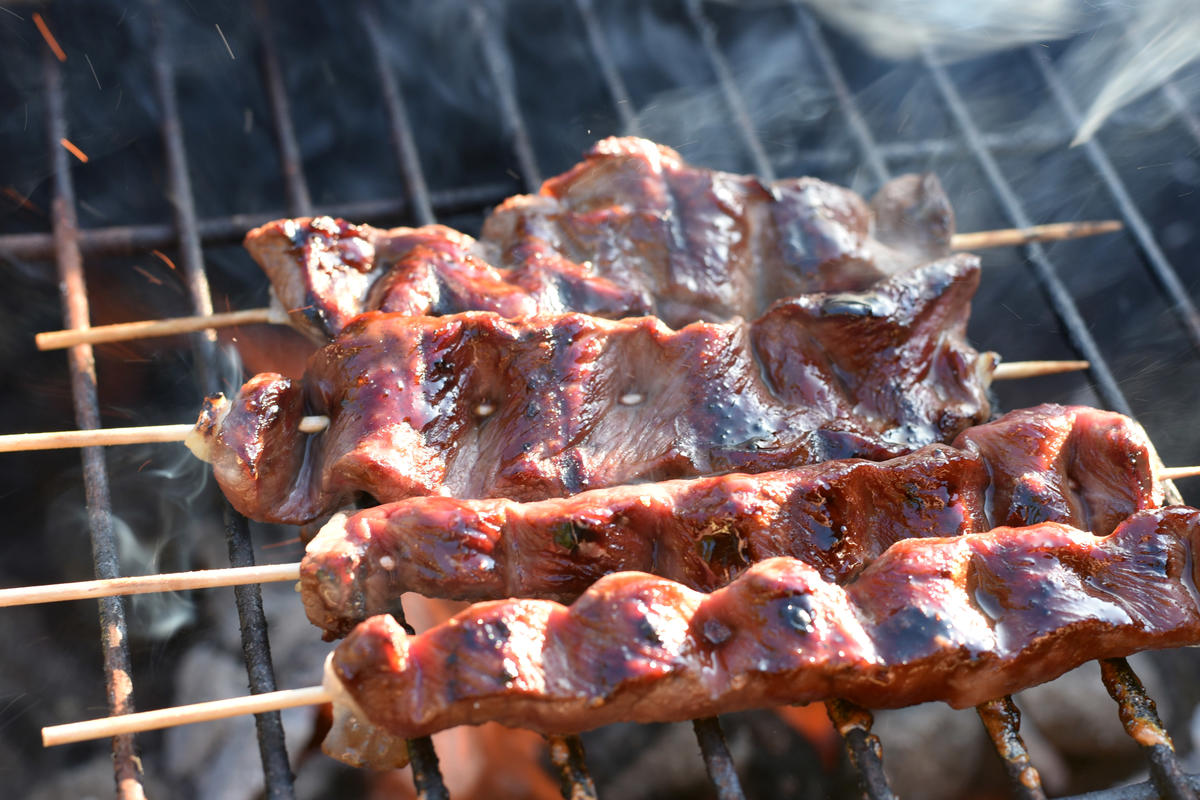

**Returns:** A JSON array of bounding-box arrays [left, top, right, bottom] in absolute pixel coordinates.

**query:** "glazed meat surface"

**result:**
[[329, 507, 1200, 736], [300, 405, 1164, 637], [190, 256, 991, 524], [246, 137, 954, 340]]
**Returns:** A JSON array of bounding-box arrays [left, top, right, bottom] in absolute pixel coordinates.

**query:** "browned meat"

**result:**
[[300, 404, 1164, 638], [247, 218, 648, 343], [952, 404, 1164, 534], [327, 506, 1200, 738], [246, 137, 954, 340], [189, 256, 992, 525]]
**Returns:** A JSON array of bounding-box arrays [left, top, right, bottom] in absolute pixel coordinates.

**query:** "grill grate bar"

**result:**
[[547, 735, 599, 800], [43, 46, 147, 800], [976, 697, 1047, 800], [471, 3, 542, 190], [1027, 48, 1200, 354], [692, 717, 748, 800], [254, 0, 312, 217], [1098, 658, 1195, 800], [826, 700, 896, 800], [0, 183, 517, 263], [1161, 80, 1200, 148], [684, 0, 775, 181], [573, 0, 639, 135], [792, 7, 889, 186], [922, 51, 1134, 417], [358, 0, 436, 227], [147, 1, 295, 795]]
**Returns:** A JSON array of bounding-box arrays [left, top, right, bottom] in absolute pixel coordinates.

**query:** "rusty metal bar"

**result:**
[[148, 0, 216, 392], [922, 51, 1134, 417], [572, 0, 639, 134], [405, 734, 450, 800], [148, 1, 295, 796], [470, 2, 542, 190], [792, 6, 889, 186], [1098, 658, 1195, 800], [547, 735, 598, 800], [692, 717, 746, 800], [826, 699, 896, 800], [358, 0, 436, 227], [0, 183, 516, 263], [43, 45, 147, 800], [1027, 47, 1200, 353], [976, 697, 1046, 800], [253, 0, 312, 217], [683, 0, 775, 180], [1062, 776, 1200, 800]]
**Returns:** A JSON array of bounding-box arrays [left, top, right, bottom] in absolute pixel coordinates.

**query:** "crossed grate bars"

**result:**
[[21, 0, 1200, 798]]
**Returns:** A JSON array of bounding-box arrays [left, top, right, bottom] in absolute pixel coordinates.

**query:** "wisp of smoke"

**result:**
[[796, 0, 1200, 145]]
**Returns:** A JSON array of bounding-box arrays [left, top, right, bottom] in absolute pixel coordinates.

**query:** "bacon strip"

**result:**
[[328, 506, 1200, 739]]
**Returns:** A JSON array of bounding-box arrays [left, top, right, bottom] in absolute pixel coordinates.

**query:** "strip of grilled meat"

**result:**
[[301, 404, 1164, 638], [246, 137, 953, 340], [189, 256, 991, 525], [326, 506, 1200, 739]]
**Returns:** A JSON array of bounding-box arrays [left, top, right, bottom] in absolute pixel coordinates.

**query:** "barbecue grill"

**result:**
[[2, 1, 1199, 798]]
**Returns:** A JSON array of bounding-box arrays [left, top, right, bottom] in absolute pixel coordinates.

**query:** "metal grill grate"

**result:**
[[7, 1, 1200, 798]]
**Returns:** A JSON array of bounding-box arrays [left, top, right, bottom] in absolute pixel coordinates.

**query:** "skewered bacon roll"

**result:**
[[323, 506, 1200, 740], [188, 256, 992, 525], [246, 137, 953, 341], [300, 404, 1164, 637]]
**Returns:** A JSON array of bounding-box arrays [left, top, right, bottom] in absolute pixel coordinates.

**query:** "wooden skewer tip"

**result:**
[[992, 360, 1089, 380], [0, 562, 301, 608], [42, 685, 332, 747]]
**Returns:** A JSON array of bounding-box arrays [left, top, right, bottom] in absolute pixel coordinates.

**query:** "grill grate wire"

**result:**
[[20, 1, 1200, 798]]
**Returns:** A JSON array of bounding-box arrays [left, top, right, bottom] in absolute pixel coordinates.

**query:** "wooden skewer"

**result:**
[[990, 360, 1089, 380], [0, 360, 1090, 454], [36, 306, 285, 351], [0, 562, 300, 607], [0, 415, 330, 453], [43, 686, 332, 747], [1162, 465, 1200, 481], [949, 219, 1122, 251], [33, 221, 1123, 352]]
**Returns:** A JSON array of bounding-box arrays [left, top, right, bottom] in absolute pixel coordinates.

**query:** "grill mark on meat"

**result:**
[[247, 138, 955, 340], [299, 405, 1163, 636], [329, 507, 1200, 737], [199, 258, 992, 524]]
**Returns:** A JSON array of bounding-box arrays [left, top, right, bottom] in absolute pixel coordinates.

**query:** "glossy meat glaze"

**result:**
[[246, 137, 953, 340], [301, 404, 1164, 637], [190, 256, 991, 524], [328, 506, 1200, 736]]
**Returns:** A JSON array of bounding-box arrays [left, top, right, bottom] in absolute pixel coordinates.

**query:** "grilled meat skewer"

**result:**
[[247, 137, 954, 341], [301, 404, 1164, 637], [327, 506, 1200, 739], [189, 255, 992, 525]]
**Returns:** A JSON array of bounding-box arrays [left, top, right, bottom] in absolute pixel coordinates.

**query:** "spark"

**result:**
[[32, 13, 66, 62], [262, 537, 302, 550], [151, 250, 177, 270], [133, 265, 164, 286], [59, 137, 88, 163], [215, 23, 235, 60], [137, 459, 153, 472], [84, 53, 102, 90], [2, 187, 41, 215]]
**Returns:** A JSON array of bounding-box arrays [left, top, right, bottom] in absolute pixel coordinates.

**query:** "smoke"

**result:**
[[797, 0, 1200, 145]]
